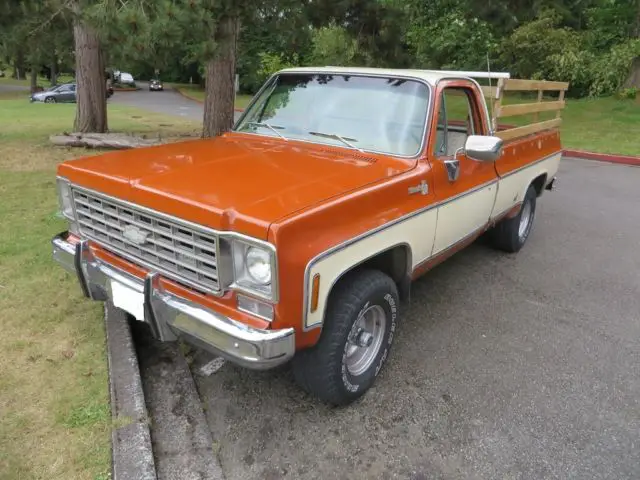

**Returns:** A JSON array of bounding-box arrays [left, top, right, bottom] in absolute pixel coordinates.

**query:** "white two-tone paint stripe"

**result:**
[[303, 151, 562, 331]]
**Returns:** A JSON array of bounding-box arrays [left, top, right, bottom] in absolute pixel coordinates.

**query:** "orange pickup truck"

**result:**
[[53, 67, 568, 405]]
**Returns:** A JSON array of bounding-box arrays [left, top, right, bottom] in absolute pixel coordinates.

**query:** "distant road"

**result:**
[[0, 83, 29, 93], [110, 81, 242, 123]]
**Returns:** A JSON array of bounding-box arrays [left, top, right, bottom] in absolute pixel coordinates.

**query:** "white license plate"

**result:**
[[111, 280, 145, 322]]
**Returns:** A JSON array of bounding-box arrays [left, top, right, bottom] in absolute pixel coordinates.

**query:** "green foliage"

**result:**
[[308, 25, 361, 66], [500, 11, 581, 80], [2, 0, 639, 97], [617, 87, 638, 99], [258, 52, 299, 83], [588, 39, 640, 96], [547, 36, 640, 97], [501, 8, 640, 97], [407, 9, 497, 70]]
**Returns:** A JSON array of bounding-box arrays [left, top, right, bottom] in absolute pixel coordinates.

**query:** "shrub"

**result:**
[[307, 25, 360, 66], [616, 87, 638, 99], [257, 52, 299, 84], [407, 11, 497, 70]]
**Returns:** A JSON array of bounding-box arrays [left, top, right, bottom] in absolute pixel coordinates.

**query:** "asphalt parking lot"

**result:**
[[110, 82, 243, 123], [188, 157, 640, 480]]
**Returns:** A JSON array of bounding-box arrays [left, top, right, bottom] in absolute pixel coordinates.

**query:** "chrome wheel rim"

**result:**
[[345, 304, 386, 376], [518, 200, 532, 241]]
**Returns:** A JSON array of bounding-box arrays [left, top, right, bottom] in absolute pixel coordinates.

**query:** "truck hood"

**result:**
[[58, 133, 414, 239]]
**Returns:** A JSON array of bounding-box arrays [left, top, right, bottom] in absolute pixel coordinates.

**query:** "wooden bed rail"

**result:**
[[486, 78, 569, 141]]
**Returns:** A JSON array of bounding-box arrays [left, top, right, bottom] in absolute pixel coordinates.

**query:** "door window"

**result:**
[[433, 88, 480, 157]]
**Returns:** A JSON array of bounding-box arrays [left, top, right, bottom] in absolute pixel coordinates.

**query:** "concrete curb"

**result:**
[[174, 87, 245, 112], [132, 324, 224, 480], [563, 149, 640, 167], [105, 302, 157, 480]]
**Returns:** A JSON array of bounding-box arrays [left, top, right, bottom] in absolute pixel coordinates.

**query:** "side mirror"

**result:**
[[464, 135, 503, 162]]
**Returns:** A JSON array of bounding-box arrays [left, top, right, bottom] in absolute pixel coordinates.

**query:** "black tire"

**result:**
[[292, 269, 399, 406], [490, 184, 537, 253], [44, 97, 56, 103]]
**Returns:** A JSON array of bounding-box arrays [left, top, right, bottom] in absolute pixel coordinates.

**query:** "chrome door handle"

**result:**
[[444, 158, 460, 182]]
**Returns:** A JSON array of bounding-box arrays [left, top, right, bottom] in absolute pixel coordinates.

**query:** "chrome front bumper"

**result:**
[[52, 232, 295, 370]]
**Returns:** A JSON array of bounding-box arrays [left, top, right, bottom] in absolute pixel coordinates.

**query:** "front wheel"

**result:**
[[292, 269, 399, 405], [490, 184, 537, 253], [44, 97, 56, 103]]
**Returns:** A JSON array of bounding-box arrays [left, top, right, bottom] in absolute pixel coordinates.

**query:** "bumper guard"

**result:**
[[52, 232, 295, 370]]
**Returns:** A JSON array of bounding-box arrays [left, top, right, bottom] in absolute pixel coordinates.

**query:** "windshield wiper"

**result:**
[[308, 131, 363, 152], [247, 121, 288, 141]]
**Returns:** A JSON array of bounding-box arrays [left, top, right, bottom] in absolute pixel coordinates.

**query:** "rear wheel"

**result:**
[[490, 184, 537, 253], [292, 269, 399, 405], [44, 97, 56, 103]]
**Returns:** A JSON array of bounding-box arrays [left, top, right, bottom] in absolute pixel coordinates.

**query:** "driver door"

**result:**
[[429, 81, 498, 255], [58, 84, 75, 102]]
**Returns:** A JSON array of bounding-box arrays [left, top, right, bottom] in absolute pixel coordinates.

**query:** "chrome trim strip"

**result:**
[[71, 183, 225, 244], [301, 178, 498, 330], [234, 70, 435, 161], [56, 176, 78, 222], [75, 240, 93, 299], [303, 242, 412, 332], [64, 183, 279, 302], [434, 77, 493, 136], [144, 273, 162, 340], [411, 224, 485, 273], [237, 295, 274, 322]]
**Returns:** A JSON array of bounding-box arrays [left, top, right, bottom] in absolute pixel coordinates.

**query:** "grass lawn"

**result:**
[[0, 94, 198, 480], [0, 73, 76, 87], [446, 92, 639, 156], [560, 96, 640, 156], [172, 84, 254, 109]]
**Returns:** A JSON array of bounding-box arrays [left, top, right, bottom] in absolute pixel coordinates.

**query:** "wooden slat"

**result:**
[[495, 118, 562, 141], [503, 79, 569, 91], [480, 85, 498, 98], [497, 100, 565, 118]]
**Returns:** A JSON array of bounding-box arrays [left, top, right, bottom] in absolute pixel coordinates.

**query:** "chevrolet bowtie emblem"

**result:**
[[123, 225, 150, 245]]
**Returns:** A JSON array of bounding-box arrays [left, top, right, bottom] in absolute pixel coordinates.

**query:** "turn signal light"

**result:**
[[310, 274, 320, 313]]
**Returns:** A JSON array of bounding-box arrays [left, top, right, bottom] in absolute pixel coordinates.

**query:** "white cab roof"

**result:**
[[278, 66, 510, 86]]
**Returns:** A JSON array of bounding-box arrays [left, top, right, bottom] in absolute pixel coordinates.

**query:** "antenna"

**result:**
[[487, 52, 495, 134]]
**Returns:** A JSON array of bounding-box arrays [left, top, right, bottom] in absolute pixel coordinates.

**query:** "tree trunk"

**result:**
[[634, 0, 640, 39], [14, 50, 25, 80], [51, 54, 58, 86], [624, 57, 640, 89], [29, 67, 38, 93], [73, 14, 107, 133], [203, 15, 239, 138]]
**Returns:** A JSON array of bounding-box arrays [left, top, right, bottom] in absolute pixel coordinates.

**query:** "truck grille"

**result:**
[[71, 188, 220, 292]]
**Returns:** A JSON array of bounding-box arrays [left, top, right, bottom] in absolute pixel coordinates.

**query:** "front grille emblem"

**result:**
[[123, 225, 150, 245]]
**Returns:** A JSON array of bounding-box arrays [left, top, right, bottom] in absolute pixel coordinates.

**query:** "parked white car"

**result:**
[[113, 70, 135, 86]]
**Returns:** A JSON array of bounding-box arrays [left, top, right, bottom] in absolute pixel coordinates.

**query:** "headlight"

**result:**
[[57, 178, 75, 220], [245, 247, 271, 285], [231, 240, 276, 300]]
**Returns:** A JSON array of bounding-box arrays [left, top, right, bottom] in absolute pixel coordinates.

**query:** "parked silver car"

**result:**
[[30, 82, 114, 103], [31, 83, 77, 103]]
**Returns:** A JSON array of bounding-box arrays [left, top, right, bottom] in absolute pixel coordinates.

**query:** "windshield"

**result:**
[[235, 73, 430, 157]]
